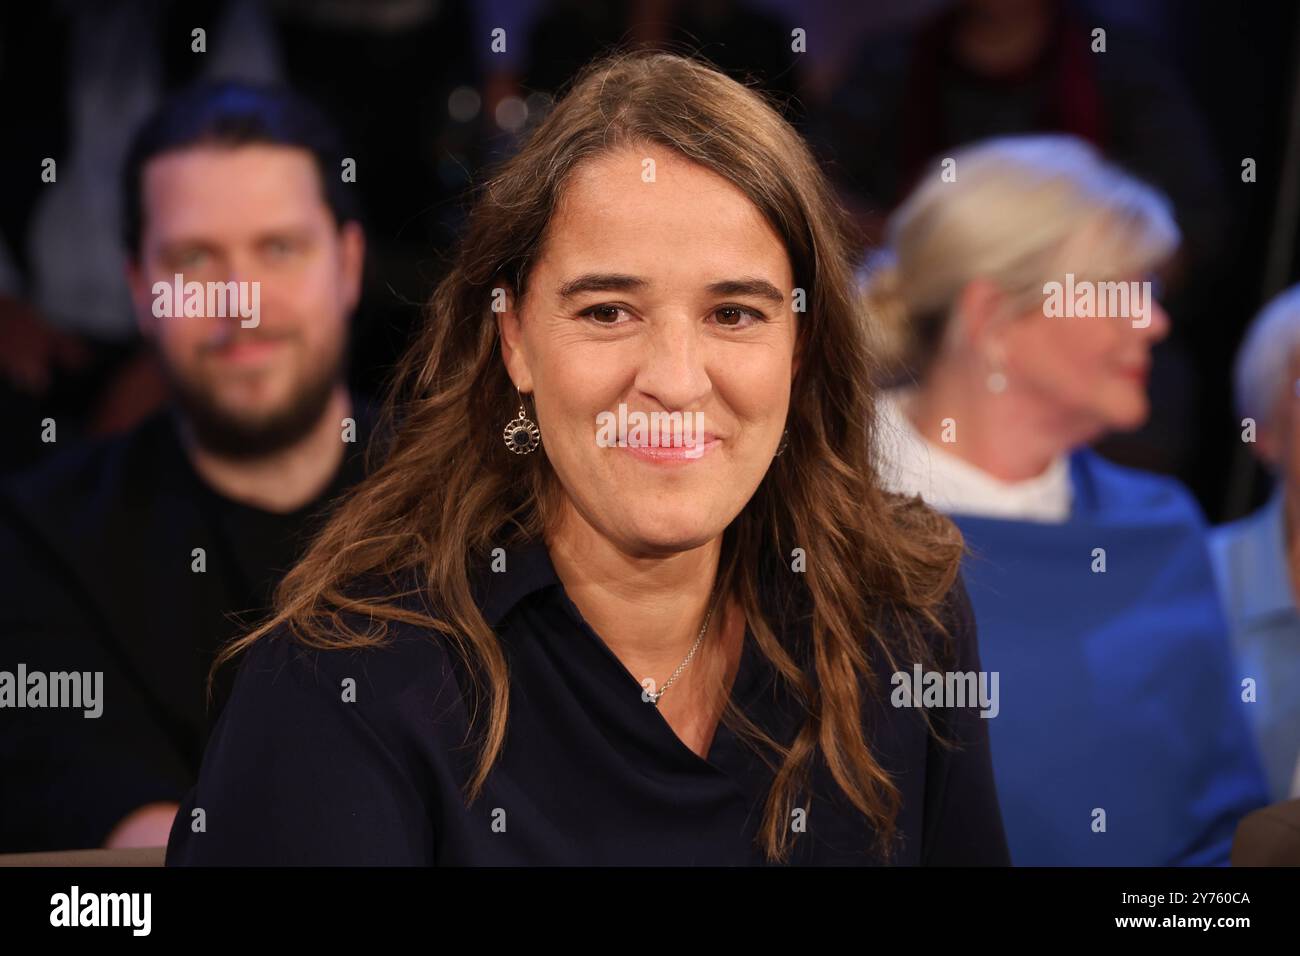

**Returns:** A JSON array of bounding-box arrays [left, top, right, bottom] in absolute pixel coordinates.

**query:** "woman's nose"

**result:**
[[1152, 301, 1171, 338], [1138, 298, 1171, 342], [633, 322, 712, 408]]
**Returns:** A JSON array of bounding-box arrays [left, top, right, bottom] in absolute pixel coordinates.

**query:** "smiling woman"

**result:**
[[165, 50, 1010, 866]]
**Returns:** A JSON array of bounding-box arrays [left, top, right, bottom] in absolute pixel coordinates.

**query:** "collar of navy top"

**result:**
[[470, 538, 563, 628], [466, 537, 781, 724]]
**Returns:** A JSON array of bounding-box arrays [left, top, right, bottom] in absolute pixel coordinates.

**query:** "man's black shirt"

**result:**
[[0, 402, 372, 851]]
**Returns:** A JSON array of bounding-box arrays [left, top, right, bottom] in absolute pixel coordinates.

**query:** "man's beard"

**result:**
[[166, 349, 345, 461]]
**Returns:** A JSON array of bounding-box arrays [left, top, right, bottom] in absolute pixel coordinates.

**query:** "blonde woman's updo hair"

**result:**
[[861, 134, 1181, 378]]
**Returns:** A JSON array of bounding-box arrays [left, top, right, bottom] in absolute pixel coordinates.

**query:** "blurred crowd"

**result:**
[[3, 0, 1294, 517]]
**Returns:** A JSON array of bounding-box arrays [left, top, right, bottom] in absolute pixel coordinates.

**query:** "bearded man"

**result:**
[[0, 82, 371, 853]]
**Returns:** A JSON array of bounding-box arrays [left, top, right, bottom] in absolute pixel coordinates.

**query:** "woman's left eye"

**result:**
[[713, 306, 763, 327]]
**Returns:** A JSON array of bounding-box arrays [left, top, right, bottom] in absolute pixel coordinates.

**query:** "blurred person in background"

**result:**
[[0, 0, 282, 472], [1210, 285, 1300, 802], [868, 134, 1268, 865], [0, 82, 370, 852], [814, 0, 1231, 496], [0, 0, 479, 470], [815, 0, 1223, 254]]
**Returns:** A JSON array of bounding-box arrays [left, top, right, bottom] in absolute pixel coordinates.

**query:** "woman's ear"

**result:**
[[951, 277, 1014, 361], [952, 278, 1002, 344], [495, 285, 534, 392]]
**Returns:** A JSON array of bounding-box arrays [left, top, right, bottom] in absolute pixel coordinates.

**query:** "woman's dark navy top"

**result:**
[[165, 539, 1010, 865]]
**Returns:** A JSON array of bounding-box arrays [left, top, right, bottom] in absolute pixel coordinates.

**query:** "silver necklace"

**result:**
[[645, 598, 716, 706]]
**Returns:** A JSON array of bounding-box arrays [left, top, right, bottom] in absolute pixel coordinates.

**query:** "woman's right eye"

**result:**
[[580, 305, 629, 324]]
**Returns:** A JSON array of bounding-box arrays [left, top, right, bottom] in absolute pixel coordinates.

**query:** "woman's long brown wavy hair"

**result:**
[[212, 49, 965, 863]]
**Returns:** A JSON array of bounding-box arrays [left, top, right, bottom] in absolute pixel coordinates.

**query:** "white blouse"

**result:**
[[874, 388, 1073, 523]]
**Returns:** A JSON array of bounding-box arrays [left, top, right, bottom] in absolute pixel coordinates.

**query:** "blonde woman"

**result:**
[[867, 134, 1268, 865]]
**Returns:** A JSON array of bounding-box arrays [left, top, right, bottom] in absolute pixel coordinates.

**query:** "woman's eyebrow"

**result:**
[[556, 273, 785, 304], [557, 273, 648, 299], [706, 278, 784, 304]]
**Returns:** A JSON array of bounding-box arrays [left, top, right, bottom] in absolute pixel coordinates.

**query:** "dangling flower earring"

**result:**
[[774, 428, 790, 457], [503, 387, 541, 455]]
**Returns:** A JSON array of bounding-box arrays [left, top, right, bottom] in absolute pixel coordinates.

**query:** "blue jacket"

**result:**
[[951, 448, 1269, 865]]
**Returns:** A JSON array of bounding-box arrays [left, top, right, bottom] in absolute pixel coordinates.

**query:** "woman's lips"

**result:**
[[621, 434, 720, 464], [1118, 363, 1149, 383]]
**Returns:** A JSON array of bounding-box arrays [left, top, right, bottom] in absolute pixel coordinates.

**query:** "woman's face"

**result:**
[[999, 271, 1170, 436], [498, 144, 798, 557]]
